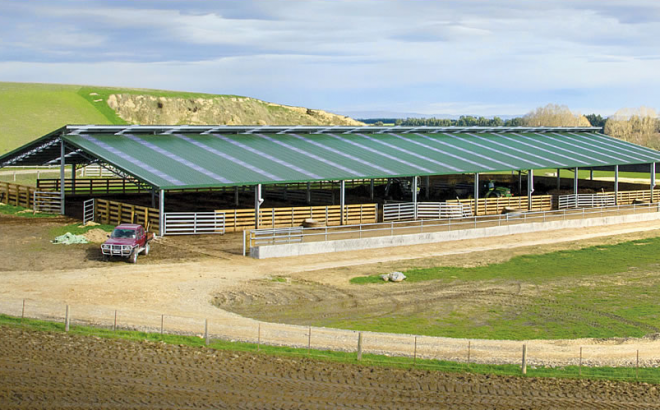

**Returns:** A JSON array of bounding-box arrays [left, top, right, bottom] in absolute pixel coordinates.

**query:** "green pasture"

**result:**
[[339, 237, 660, 340], [1, 314, 658, 384], [0, 203, 58, 218]]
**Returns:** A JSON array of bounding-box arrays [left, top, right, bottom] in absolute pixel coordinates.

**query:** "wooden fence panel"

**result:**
[[95, 199, 160, 232], [447, 195, 553, 215], [0, 181, 40, 209], [216, 204, 378, 232]]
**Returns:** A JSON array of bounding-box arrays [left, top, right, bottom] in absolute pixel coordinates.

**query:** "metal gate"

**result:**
[[83, 198, 95, 224], [558, 194, 616, 209], [383, 202, 471, 222], [33, 191, 61, 214], [164, 212, 226, 235]]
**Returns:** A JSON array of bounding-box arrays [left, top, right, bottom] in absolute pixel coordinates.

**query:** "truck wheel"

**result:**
[[143, 242, 150, 256], [102, 254, 109, 262], [129, 249, 138, 264]]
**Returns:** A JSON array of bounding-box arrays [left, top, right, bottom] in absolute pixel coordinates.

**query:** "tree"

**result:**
[[604, 106, 659, 148], [521, 104, 591, 127], [585, 113, 606, 127]]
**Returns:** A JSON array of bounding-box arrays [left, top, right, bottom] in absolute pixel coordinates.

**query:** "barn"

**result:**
[[2, 125, 660, 257]]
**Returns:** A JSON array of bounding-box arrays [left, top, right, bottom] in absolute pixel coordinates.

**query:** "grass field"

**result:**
[[313, 238, 660, 340], [2, 314, 658, 384], [0, 203, 59, 218]]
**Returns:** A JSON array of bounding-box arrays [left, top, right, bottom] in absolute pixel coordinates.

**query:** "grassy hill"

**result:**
[[0, 82, 363, 155]]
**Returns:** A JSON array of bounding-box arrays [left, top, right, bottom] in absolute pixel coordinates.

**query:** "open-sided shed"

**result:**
[[2, 125, 659, 235]]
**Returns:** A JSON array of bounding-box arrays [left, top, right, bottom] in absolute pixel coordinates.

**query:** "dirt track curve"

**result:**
[[2, 327, 660, 410]]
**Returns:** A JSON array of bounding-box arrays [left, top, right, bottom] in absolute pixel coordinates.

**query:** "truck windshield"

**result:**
[[111, 229, 136, 239]]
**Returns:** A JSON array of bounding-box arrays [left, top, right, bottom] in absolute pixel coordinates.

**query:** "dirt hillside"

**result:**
[[107, 94, 364, 126]]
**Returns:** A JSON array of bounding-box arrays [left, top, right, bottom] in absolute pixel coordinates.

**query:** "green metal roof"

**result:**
[[3, 125, 660, 190]]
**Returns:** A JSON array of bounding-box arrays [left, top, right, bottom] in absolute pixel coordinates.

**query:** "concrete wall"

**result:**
[[250, 209, 660, 259]]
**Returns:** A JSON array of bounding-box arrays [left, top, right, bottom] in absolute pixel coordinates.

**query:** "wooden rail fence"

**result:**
[[95, 199, 160, 233], [218, 204, 378, 232], [0, 181, 51, 210], [447, 195, 553, 215]]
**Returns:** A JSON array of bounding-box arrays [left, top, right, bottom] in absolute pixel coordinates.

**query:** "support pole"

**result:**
[[255, 184, 263, 229], [518, 171, 522, 195], [573, 167, 579, 195], [370, 179, 374, 201], [614, 165, 619, 205], [590, 169, 594, 181], [473, 173, 480, 216], [425, 176, 430, 199], [527, 170, 534, 211], [60, 139, 66, 215], [556, 168, 561, 191], [70, 164, 76, 195], [340, 180, 346, 225], [651, 163, 656, 203], [306, 182, 311, 204], [234, 186, 239, 207], [413, 176, 418, 220], [158, 190, 165, 236], [151, 189, 156, 209]]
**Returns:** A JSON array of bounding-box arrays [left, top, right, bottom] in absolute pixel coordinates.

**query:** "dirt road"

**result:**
[[1, 327, 659, 409], [3, 214, 660, 367]]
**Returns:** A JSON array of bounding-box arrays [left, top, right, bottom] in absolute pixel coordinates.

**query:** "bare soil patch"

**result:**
[[2, 327, 659, 409]]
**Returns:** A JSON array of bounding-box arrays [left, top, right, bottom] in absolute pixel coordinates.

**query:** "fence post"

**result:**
[[413, 336, 417, 367], [161, 315, 164, 335], [21, 299, 26, 323], [467, 341, 471, 365], [113, 310, 117, 331], [636, 350, 639, 379], [307, 326, 311, 356], [521, 344, 527, 375], [65, 305, 70, 332], [204, 319, 209, 346], [257, 323, 261, 352], [357, 332, 363, 361], [579, 346, 582, 376]]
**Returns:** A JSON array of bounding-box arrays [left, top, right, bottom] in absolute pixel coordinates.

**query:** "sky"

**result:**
[[1, 0, 659, 117]]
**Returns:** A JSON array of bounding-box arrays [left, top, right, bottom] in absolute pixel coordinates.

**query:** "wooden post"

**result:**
[[204, 319, 209, 346], [307, 326, 312, 355], [65, 305, 70, 332], [521, 344, 527, 375], [257, 323, 261, 352], [413, 336, 417, 367], [21, 299, 25, 323], [357, 332, 363, 361], [113, 310, 117, 331], [579, 347, 582, 376], [467, 341, 471, 365], [160, 315, 164, 335], [636, 350, 639, 379]]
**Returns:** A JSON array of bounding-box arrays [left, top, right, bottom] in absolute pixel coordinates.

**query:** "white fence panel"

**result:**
[[164, 212, 226, 235], [83, 198, 95, 224], [384, 202, 470, 221], [32, 191, 61, 214], [558, 194, 616, 209], [383, 202, 416, 221]]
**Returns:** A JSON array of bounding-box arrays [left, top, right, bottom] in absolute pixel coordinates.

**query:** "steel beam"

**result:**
[[60, 139, 65, 215], [573, 167, 579, 195], [254, 184, 263, 228], [340, 180, 345, 225], [527, 169, 534, 211]]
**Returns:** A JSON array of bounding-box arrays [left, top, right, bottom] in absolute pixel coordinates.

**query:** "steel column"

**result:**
[[370, 179, 374, 201], [254, 184, 263, 229], [151, 189, 156, 208], [518, 171, 522, 195], [473, 173, 479, 216], [573, 167, 579, 195], [425, 176, 430, 199], [59, 139, 65, 215], [614, 165, 619, 205], [590, 169, 594, 181], [556, 168, 561, 191], [413, 176, 418, 220], [235, 186, 239, 207], [306, 182, 311, 204], [158, 190, 165, 236], [340, 180, 345, 225], [651, 163, 656, 203], [70, 164, 76, 195], [527, 169, 534, 211]]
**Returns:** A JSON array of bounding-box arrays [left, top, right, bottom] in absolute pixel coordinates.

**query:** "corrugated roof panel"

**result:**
[[4, 126, 660, 190]]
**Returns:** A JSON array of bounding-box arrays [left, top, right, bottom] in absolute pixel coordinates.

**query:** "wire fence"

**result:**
[[3, 297, 659, 383]]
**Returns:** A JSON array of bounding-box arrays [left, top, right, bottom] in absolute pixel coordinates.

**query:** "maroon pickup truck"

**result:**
[[101, 224, 153, 263]]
